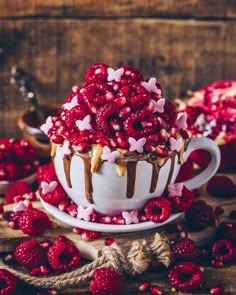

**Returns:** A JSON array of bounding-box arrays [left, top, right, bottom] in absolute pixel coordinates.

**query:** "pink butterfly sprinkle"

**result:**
[[77, 205, 93, 222], [62, 95, 78, 111], [12, 201, 27, 212], [151, 98, 166, 113], [107, 67, 125, 82], [169, 137, 182, 152], [41, 181, 58, 195], [58, 141, 71, 159], [101, 146, 120, 164], [72, 85, 80, 93], [75, 115, 92, 131], [40, 116, 53, 135], [122, 210, 139, 225], [168, 183, 184, 197], [128, 137, 146, 153], [141, 77, 162, 95], [175, 113, 187, 129]]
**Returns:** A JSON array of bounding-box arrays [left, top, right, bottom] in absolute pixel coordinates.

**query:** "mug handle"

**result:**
[[180, 137, 221, 190]]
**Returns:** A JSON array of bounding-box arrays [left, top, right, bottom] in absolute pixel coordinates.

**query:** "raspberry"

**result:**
[[8, 210, 24, 229], [82, 83, 113, 105], [211, 238, 235, 263], [18, 208, 51, 236], [120, 65, 143, 84], [0, 161, 21, 181], [168, 262, 202, 292], [89, 267, 125, 295], [14, 240, 47, 269], [145, 197, 172, 223], [85, 63, 109, 83], [96, 103, 120, 134], [169, 186, 194, 213], [36, 163, 57, 183], [172, 238, 201, 262], [4, 181, 35, 204], [124, 109, 153, 137], [39, 182, 67, 206], [206, 175, 236, 198], [185, 200, 215, 231], [47, 235, 81, 271], [64, 104, 89, 129], [12, 139, 36, 164], [161, 100, 177, 127], [0, 269, 17, 295]]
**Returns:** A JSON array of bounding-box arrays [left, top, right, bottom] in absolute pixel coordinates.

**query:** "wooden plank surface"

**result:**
[[0, 0, 236, 18], [0, 173, 236, 294], [0, 19, 236, 138]]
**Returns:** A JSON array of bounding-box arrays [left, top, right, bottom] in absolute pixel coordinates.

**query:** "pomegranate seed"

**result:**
[[24, 192, 36, 201], [113, 216, 125, 225], [47, 290, 58, 295], [116, 136, 127, 148], [40, 265, 50, 275], [8, 221, 17, 229], [145, 144, 156, 152], [119, 106, 131, 118], [31, 267, 41, 276], [58, 199, 70, 211], [23, 199, 33, 209], [51, 134, 63, 144], [105, 92, 114, 103], [138, 213, 147, 222], [109, 138, 117, 148], [81, 230, 100, 241], [105, 238, 116, 246], [179, 230, 188, 239], [230, 210, 236, 219], [138, 281, 151, 292], [156, 146, 168, 158], [211, 260, 223, 267], [210, 285, 224, 294], [0, 204, 4, 214], [149, 134, 159, 143], [215, 206, 224, 216], [40, 240, 53, 250], [142, 121, 153, 128], [90, 212, 99, 222], [66, 204, 78, 217], [199, 265, 205, 272], [221, 222, 233, 229], [177, 223, 183, 231], [169, 127, 177, 137], [145, 101, 154, 112], [150, 285, 163, 295], [115, 96, 127, 106], [76, 142, 89, 153], [110, 119, 120, 131], [99, 216, 112, 224], [88, 102, 98, 114], [214, 216, 220, 227], [159, 129, 167, 143], [4, 254, 14, 263]]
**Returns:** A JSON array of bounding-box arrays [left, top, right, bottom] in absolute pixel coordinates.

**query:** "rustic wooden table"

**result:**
[[1, 173, 236, 294]]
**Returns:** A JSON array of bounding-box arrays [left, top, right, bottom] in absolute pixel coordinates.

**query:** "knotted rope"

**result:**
[[0, 233, 172, 291]]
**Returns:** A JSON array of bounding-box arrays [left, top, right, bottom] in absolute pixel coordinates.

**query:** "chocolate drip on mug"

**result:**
[[149, 162, 160, 193], [166, 152, 177, 186], [126, 160, 138, 199], [63, 156, 72, 188], [81, 157, 94, 204]]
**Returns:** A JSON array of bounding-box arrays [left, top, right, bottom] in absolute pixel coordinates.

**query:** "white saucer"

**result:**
[[41, 199, 181, 233]]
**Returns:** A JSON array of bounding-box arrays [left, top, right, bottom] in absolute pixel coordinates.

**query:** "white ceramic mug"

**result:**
[[53, 137, 220, 215]]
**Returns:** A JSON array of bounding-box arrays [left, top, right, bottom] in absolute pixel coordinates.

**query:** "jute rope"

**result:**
[[0, 233, 172, 291]]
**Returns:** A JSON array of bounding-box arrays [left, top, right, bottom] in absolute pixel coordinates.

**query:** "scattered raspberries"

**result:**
[[168, 185, 193, 213], [206, 175, 236, 198], [41, 63, 189, 155], [0, 138, 38, 181], [0, 269, 17, 295], [4, 181, 36, 204], [39, 181, 67, 206], [145, 197, 172, 223], [90, 267, 125, 295], [18, 208, 51, 236], [14, 240, 47, 269], [172, 238, 201, 262], [185, 200, 215, 231], [168, 262, 203, 292], [211, 238, 235, 263], [47, 235, 81, 271]]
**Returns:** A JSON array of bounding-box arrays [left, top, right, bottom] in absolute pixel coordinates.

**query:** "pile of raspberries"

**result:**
[[43, 63, 189, 154]]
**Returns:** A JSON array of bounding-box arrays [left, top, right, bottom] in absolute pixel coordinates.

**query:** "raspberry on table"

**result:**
[[168, 262, 203, 292], [169, 186, 194, 213], [185, 200, 215, 231], [211, 238, 235, 263], [4, 181, 35, 204], [172, 238, 201, 262], [14, 240, 47, 269], [18, 208, 51, 236], [89, 267, 125, 295], [0, 269, 17, 295], [145, 197, 172, 223], [39, 182, 67, 206], [47, 235, 81, 272]]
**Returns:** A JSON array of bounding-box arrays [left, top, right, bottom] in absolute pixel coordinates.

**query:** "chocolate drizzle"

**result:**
[[149, 162, 160, 193], [63, 156, 72, 188], [126, 160, 138, 199], [81, 157, 94, 204]]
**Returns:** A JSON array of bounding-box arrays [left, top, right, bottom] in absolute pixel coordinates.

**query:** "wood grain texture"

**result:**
[[0, 19, 236, 138], [0, 0, 236, 18]]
